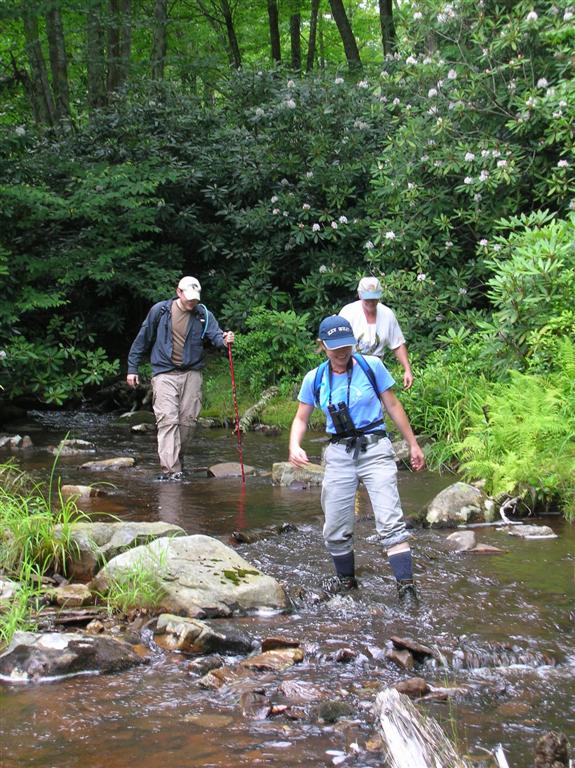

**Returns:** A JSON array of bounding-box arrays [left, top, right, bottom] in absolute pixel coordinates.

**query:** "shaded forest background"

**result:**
[[0, 0, 574, 515]]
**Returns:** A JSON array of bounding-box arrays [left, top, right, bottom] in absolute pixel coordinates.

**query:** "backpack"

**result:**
[[313, 353, 380, 406]]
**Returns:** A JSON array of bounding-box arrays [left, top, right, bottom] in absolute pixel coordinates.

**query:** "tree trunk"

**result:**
[[86, 2, 107, 108], [306, 0, 320, 72], [151, 0, 168, 79], [290, 13, 301, 71], [378, 0, 396, 56], [119, 0, 132, 82], [220, 0, 241, 69], [45, 1, 70, 120], [267, 0, 281, 64], [107, 0, 131, 91], [22, 6, 56, 125], [319, 6, 325, 68], [328, 0, 362, 70]]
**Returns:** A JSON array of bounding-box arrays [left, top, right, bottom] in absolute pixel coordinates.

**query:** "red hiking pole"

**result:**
[[227, 340, 246, 486]]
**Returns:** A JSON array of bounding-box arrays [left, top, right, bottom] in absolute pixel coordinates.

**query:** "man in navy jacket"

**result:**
[[127, 276, 234, 480]]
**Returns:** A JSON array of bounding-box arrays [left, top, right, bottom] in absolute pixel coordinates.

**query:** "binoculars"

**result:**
[[328, 401, 356, 436]]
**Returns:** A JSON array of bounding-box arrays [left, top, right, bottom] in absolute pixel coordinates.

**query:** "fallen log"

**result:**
[[238, 387, 279, 432], [374, 687, 473, 768]]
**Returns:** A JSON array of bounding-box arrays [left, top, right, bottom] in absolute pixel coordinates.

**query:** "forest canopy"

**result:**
[[0, 0, 574, 516]]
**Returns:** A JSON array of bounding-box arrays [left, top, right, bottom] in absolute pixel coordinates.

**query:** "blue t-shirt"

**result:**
[[298, 355, 395, 434]]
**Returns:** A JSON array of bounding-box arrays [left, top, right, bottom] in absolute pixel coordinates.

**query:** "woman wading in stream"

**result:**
[[288, 315, 425, 605]]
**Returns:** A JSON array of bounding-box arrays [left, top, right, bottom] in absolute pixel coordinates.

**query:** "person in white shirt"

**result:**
[[340, 276, 414, 389]]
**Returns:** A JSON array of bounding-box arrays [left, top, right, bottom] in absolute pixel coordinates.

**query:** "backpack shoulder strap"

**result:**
[[353, 353, 380, 399], [196, 303, 209, 338], [313, 361, 329, 405], [149, 300, 171, 340]]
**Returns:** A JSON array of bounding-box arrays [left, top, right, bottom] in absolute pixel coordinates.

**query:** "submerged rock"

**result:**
[[47, 439, 96, 456], [504, 524, 557, 539], [91, 534, 289, 618], [451, 640, 556, 670], [208, 462, 256, 478], [115, 410, 156, 426], [60, 484, 106, 499], [131, 423, 155, 433], [0, 631, 147, 682], [231, 522, 297, 544]]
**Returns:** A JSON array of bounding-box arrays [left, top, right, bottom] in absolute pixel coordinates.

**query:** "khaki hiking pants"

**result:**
[[152, 370, 202, 473], [321, 437, 411, 556]]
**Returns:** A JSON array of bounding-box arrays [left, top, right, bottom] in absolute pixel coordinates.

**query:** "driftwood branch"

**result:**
[[374, 688, 473, 768]]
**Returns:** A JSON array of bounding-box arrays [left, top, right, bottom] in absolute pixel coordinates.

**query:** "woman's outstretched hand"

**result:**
[[289, 447, 310, 468]]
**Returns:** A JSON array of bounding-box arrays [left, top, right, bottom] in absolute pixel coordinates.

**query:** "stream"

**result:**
[[0, 411, 573, 768]]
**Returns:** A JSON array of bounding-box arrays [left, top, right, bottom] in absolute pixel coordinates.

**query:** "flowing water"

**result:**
[[1, 412, 573, 768]]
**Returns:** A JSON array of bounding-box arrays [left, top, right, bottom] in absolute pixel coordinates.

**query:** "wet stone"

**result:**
[[426, 482, 490, 526], [261, 636, 301, 652], [52, 584, 93, 608], [469, 543, 506, 555], [154, 614, 254, 655], [278, 680, 323, 704], [198, 665, 245, 690], [271, 461, 324, 487], [317, 700, 355, 723], [394, 677, 429, 698], [80, 457, 136, 470], [187, 654, 224, 676], [445, 531, 476, 551], [239, 647, 304, 672], [386, 648, 415, 670], [333, 647, 358, 663], [240, 690, 271, 720], [131, 423, 155, 433], [504, 524, 557, 539], [390, 636, 439, 663], [0, 631, 148, 682]]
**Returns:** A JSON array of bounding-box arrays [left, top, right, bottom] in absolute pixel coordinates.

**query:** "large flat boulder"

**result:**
[[56, 521, 186, 581], [91, 535, 289, 618], [272, 461, 324, 486], [0, 631, 147, 683]]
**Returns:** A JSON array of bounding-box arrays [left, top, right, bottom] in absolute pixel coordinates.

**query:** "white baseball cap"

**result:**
[[358, 276, 382, 299], [178, 276, 201, 301]]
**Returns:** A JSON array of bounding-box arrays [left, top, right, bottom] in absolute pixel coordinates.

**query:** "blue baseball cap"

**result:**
[[318, 315, 356, 349]]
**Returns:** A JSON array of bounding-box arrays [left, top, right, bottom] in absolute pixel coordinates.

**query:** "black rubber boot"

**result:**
[[322, 575, 358, 596], [397, 578, 419, 609]]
